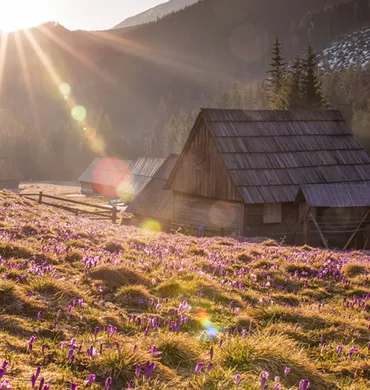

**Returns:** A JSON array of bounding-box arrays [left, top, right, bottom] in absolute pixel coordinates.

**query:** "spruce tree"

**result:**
[[267, 37, 287, 109], [231, 82, 243, 109], [286, 56, 304, 109], [301, 45, 325, 109]]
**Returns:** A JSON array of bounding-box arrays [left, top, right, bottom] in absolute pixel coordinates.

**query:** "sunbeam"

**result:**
[[0, 32, 8, 94], [37, 24, 115, 86], [14, 30, 40, 129], [23, 28, 107, 157], [90, 31, 235, 85]]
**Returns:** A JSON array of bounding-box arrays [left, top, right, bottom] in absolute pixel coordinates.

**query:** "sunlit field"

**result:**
[[0, 191, 369, 389]]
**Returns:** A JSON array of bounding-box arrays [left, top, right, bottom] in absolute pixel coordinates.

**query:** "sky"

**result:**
[[0, 0, 166, 32]]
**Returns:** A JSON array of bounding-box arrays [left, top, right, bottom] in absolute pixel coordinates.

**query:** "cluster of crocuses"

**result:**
[[0, 360, 11, 390], [258, 370, 310, 390], [31, 366, 49, 390]]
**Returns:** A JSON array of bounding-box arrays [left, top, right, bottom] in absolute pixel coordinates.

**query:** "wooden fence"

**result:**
[[20, 191, 118, 224]]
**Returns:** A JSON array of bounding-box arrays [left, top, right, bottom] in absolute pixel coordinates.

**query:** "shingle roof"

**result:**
[[126, 154, 178, 220], [121, 158, 167, 196], [202, 109, 370, 204], [298, 184, 370, 207], [78, 158, 135, 187]]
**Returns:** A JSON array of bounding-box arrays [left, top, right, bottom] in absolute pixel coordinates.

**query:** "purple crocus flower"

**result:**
[[31, 375, 37, 388], [1, 362, 8, 371], [67, 349, 74, 363], [206, 363, 213, 375], [0, 370, 3, 380], [38, 378, 44, 390], [260, 371, 269, 390], [151, 345, 162, 356], [337, 345, 343, 357], [94, 327, 100, 337], [70, 383, 78, 390], [35, 367, 41, 381], [135, 364, 141, 378], [299, 379, 310, 390], [210, 347, 214, 361], [235, 374, 241, 386], [128, 380, 134, 389], [194, 362, 204, 375], [348, 346, 358, 359], [105, 377, 112, 390], [42, 344, 47, 354], [144, 362, 155, 378], [37, 311, 42, 322], [84, 374, 96, 387], [28, 336, 36, 353], [43, 386, 50, 390], [284, 367, 290, 378]]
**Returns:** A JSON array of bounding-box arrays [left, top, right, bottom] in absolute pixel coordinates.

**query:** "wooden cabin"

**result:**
[[125, 154, 178, 230], [78, 158, 135, 198], [0, 158, 22, 189], [166, 109, 370, 249], [118, 157, 167, 202]]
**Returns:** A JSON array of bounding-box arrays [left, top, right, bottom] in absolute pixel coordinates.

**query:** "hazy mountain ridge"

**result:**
[[0, 0, 369, 179], [114, 0, 199, 29]]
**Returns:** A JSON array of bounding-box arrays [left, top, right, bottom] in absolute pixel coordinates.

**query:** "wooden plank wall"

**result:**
[[244, 203, 301, 242], [173, 193, 243, 235], [172, 121, 242, 202]]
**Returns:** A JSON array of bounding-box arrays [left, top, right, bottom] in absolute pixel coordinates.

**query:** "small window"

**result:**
[[263, 203, 282, 224]]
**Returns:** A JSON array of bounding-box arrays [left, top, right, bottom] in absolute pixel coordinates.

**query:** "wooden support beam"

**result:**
[[291, 205, 309, 245], [343, 209, 370, 251], [309, 210, 329, 249], [303, 209, 309, 245]]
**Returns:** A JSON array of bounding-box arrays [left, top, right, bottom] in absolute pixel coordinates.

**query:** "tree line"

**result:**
[[150, 38, 369, 157]]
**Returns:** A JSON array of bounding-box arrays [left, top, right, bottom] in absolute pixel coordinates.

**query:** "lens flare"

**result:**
[[92, 158, 131, 199], [116, 175, 136, 202], [139, 219, 162, 232], [71, 105, 87, 122], [59, 82, 71, 97], [196, 309, 219, 339]]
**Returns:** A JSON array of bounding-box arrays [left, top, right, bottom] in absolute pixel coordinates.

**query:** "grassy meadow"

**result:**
[[0, 191, 369, 389]]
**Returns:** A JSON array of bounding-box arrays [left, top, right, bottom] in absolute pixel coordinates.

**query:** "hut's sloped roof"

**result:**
[[298, 184, 370, 207], [122, 157, 167, 196], [78, 158, 135, 187], [126, 154, 178, 220], [201, 109, 370, 204]]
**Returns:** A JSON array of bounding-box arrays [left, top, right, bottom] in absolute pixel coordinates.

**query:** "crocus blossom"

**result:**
[[84, 374, 96, 387]]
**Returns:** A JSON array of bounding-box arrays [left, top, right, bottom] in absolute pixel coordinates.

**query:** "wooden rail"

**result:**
[[20, 191, 118, 224]]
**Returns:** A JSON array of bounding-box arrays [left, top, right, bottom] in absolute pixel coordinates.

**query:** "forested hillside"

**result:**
[[0, 0, 368, 180]]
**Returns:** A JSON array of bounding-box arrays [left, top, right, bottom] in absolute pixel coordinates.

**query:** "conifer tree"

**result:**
[[267, 37, 287, 109], [231, 82, 243, 109], [301, 45, 325, 109], [286, 56, 304, 109]]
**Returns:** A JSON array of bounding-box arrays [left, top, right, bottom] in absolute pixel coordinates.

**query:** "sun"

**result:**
[[0, 1, 52, 32]]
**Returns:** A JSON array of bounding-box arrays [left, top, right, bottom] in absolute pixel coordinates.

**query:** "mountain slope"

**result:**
[[0, 191, 370, 389], [320, 27, 370, 69], [0, 0, 369, 179], [114, 0, 199, 29]]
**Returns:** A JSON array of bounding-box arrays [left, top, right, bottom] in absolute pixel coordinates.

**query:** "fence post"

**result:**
[[112, 207, 118, 224], [38, 191, 43, 204]]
